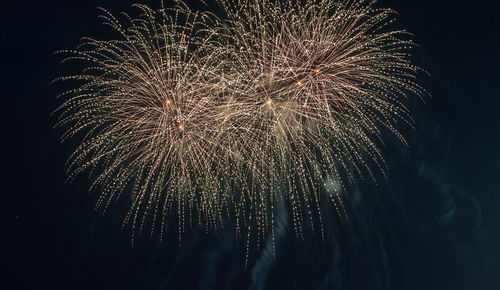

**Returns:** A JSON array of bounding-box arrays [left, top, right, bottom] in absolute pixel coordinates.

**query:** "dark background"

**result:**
[[2, 0, 500, 289]]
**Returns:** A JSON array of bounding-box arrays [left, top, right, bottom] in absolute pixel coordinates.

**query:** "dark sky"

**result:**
[[3, 0, 500, 289]]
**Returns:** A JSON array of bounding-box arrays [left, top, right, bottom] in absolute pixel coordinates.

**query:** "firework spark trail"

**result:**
[[55, 0, 426, 246]]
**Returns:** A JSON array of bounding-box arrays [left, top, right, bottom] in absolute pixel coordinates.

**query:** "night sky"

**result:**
[[3, 0, 500, 289]]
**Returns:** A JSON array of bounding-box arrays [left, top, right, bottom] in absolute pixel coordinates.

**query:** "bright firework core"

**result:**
[[55, 0, 426, 245]]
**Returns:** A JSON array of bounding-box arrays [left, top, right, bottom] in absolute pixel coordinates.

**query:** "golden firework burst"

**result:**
[[55, 0, 426, 249]]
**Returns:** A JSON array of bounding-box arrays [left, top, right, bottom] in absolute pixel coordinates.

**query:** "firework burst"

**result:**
[[55, 0, 426, 247], [55, 3, 234, 239], [216, 0, 426, 244]]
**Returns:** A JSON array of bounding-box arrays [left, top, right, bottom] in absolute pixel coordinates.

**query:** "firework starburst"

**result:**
[[55, 0, 426, 246]]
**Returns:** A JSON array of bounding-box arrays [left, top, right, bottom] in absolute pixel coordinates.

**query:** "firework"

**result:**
[[215, 0, 426, 244], [55, 3, 234, 240], [55, 0, 425, 246]]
